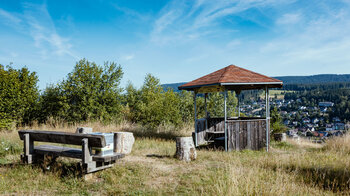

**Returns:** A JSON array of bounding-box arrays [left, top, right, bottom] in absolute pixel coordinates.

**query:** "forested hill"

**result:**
[[274, 74, 350, 84], [162, 74, 350, 92]]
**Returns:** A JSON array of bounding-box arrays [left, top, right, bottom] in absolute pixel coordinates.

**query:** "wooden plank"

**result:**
[[252, 122, 255, 150], [257, 121, 261, 149], [239, 121, 243, 150], [93, 153, 125, 162], [243, 121, 247, 149], [235, 122, 240, 151], [18, 130, 106, 147], [227, 122, 234, 151], [34, 145, 82, 159], [196, 119, 207, 145], [254, 121, 258, 150], [247, 122, 251, 150], [259, 121, 263, 149]]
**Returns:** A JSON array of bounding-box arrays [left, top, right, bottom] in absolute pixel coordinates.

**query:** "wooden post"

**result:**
[[224, 90, 228, 152], [194, 92, 198, 147], [23, 133, 34, 164], [238, 93, 240, 118], [265, 86, 270, 152], [82, 138, 94, 173], [205, 93, 208, 130]]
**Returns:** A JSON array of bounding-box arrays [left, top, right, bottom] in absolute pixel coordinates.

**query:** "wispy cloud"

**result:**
[[0, 8, 21, 25], [122, 54, 135, 61], [276, 13, 301, 25], [0, 3, 78, 60], [113, 4, 151, 22], [150, 0, 293, 45], [23, 3, 78, 59]]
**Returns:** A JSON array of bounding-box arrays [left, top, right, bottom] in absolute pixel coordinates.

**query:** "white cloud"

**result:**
[[123, 54, 135, 61], [0, 8, 21, 25], [276, 13, 301, 25], [0, 3, 78, 60], [23, 3, 78, 59], [150, 0, 294, 45]]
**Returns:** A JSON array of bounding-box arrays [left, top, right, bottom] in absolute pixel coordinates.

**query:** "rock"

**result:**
[[175, 137, 197, 162], [76, 127, 93, 134], [274, 133, 287, 142], [114, 132, 135, 154]]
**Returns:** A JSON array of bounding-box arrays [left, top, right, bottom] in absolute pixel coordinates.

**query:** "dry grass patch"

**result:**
[[1, 124, 350, 195]]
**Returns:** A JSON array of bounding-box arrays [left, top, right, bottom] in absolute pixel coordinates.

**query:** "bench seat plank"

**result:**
[[93, 153, 125, 162], [18, 130, 106, 147], [35, 145, 82, 159], [35, 145, 125, 162]]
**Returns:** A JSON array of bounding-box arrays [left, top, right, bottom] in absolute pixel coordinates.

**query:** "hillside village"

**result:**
[[240, 94, 349, 141]]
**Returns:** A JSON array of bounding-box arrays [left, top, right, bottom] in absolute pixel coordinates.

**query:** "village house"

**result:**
[[319, 102, 334, 107]]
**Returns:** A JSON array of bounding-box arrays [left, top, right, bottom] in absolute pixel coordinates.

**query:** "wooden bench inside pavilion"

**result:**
[[178, 65, 283, 151]]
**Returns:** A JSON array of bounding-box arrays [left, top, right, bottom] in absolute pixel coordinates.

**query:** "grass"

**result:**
[[259, 90, 295, 100], [1, 122, 350, 195]]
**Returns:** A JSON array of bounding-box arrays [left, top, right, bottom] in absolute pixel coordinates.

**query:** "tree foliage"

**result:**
[[125, 74, 185, 128], [270, 107, 287, 135], [0, 65, 39, 129], [39, 59, 124, 123]]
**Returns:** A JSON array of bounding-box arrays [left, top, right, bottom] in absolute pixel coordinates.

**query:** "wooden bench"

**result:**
[[18, 130, 125, 174]]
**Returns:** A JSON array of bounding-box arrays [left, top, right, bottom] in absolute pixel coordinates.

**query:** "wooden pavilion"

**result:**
[[178, 65, 283, 152]]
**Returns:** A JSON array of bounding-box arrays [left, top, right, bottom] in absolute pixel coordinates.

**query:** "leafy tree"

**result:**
[[39, 59, 124, 123], [0, 65, 39, 129], [207, 91, 238, 117], [270, 107, 287, 135]]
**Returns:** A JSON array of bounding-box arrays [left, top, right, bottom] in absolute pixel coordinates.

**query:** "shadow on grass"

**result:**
[[267, 163, 350, 192], [146, 154, 171, 159], [47, 161, 83, 178]]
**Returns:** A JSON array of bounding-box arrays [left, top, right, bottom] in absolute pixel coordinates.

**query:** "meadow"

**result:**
[[0, 122, 349, 195]]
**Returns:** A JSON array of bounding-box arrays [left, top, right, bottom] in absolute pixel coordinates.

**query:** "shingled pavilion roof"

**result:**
[[178, 65, 283, 92]]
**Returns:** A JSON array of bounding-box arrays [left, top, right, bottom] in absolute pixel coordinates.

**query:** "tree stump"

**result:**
[[76, 127, 93, 134], [114, 132, 135, 154], [274, 133, 287, 142], [175, 137, 197, 162]]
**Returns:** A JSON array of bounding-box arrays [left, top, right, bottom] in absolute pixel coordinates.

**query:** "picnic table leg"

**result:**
[[22, 133, 34, 164], [82, 138, 96, 173]]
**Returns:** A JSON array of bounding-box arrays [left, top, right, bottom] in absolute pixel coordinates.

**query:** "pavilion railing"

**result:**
[[194, 117, 270, 150]]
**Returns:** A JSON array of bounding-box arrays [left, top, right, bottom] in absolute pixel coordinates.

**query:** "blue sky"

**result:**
[[1, 0, 350, 89]]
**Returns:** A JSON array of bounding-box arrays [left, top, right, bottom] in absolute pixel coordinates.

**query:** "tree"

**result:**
[[0, 65, 39, 129], [270, 107, 287, 136], [207, 91, 238, 117], [39, 59, 124, 123]]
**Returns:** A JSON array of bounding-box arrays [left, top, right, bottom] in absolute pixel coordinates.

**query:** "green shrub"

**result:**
[[39, 59, 124, 123], [0, 64, 39, 127], [270, 107, 288, 135]]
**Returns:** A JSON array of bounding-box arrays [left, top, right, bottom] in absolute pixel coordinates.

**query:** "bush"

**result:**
[[125, 74, 193, 128], [0, 65, 39, 128], [39, 59, 124, 123], [270, 107, 288, 135]]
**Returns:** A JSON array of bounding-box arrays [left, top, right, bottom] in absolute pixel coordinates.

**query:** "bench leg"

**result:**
[[82, 138, 96, 173], [21, 133, 34, 164]]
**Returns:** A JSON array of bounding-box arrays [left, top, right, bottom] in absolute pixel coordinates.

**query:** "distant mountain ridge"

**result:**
[[162, 74, 350, 92], [274, 74, 350, 85]]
